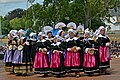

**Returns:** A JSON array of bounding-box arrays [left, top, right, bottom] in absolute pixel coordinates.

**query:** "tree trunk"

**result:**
[[84, 8, 89, 29]]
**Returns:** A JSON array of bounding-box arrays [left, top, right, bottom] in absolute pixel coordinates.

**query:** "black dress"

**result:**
[[34, 40, 50, 74], [96, 35, 110, 69], [83, 38, 99, 74], [44, 38, 53, 64], [28, 39, 37, 64], [50, 42, 65, 75], [64, 37, 82, 72], [13, 38, 32, 75], [4, 39, 16, 73]]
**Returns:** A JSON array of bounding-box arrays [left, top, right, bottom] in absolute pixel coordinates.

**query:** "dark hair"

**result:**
[[59, 31, 63, 36], [13, 37, 17, 44], [8, 40, 12, 45], [23, 38, 27, 42], [47, 31, 52, 35]]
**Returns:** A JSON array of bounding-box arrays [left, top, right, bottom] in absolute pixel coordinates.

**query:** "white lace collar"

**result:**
[[84, 38, 93, 41], [37, 39, 46, 42], [96, 34, 108, 39], [66, 37, 78, 42], [51, 42, 61, 46]]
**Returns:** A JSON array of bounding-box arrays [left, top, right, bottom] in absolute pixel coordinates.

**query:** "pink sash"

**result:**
[[83, 53, 96, 67], [50, 52, 60, 68], [33, 51, 48, 68], [99, 46, 108, 62]]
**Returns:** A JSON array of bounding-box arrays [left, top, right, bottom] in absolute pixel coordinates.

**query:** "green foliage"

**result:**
[[10, 17, 25, 30], [1, 0, 120, 34], [0, 16, 10, 34], [41, 0, 120, 30], [5, 8, 25, 20]]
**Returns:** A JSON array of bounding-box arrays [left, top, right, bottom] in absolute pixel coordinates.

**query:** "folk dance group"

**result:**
[[4, 22, 111, 77]]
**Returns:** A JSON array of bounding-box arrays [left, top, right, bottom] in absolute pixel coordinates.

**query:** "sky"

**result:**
[[0, 0, 43, 16]]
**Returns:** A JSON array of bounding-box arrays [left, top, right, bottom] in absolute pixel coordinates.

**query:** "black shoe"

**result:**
[[42, 74, 48, 77], [99, 69, 104, 75], [22, 73, 28, 76], [16, 73, 22, 76], [56, 75, 62, 78], [88, 73, 94, 77]]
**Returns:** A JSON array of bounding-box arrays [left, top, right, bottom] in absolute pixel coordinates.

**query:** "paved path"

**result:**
[[0, 58, 120, 80]]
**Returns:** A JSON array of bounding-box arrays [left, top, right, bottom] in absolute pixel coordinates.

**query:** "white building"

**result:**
[[103, 8, 120, 31], [110, 16, 120, 30]]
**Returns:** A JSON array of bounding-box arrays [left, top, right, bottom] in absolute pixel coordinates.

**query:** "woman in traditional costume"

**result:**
[[83, 29, 99, 76], [28, 32, 37, 66], [44, 26, 54, 49], [65, 22, 77, 39], [56, 30, 67, 61], [96, 26, 111, 74], [57, 30, 66, 42], [33, 32, 50, 75], [4, 30, 17, 73], [50, 37, 65, 76], [64, 29, 82, 77], [51, 22, 66, 36], [12, 29, 30, 76], [45, 30, 53, 63], [12, 36, 32, 76]]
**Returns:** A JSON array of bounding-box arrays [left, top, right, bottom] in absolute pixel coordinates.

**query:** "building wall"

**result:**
[[110, 25, 120, 30]]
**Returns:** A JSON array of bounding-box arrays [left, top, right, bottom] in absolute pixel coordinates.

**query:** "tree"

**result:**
[[10, 17, 25, 30], [5, 8, 25, 20], [0, 16, 10, 34], [3, 0, 119, 33], [43, 0, 120, 30], [76, 0, 120, 29]]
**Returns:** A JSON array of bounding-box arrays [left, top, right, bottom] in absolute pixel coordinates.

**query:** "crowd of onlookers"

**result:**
[[111, 41, 120, 47], [110, 41, 120, 58]]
